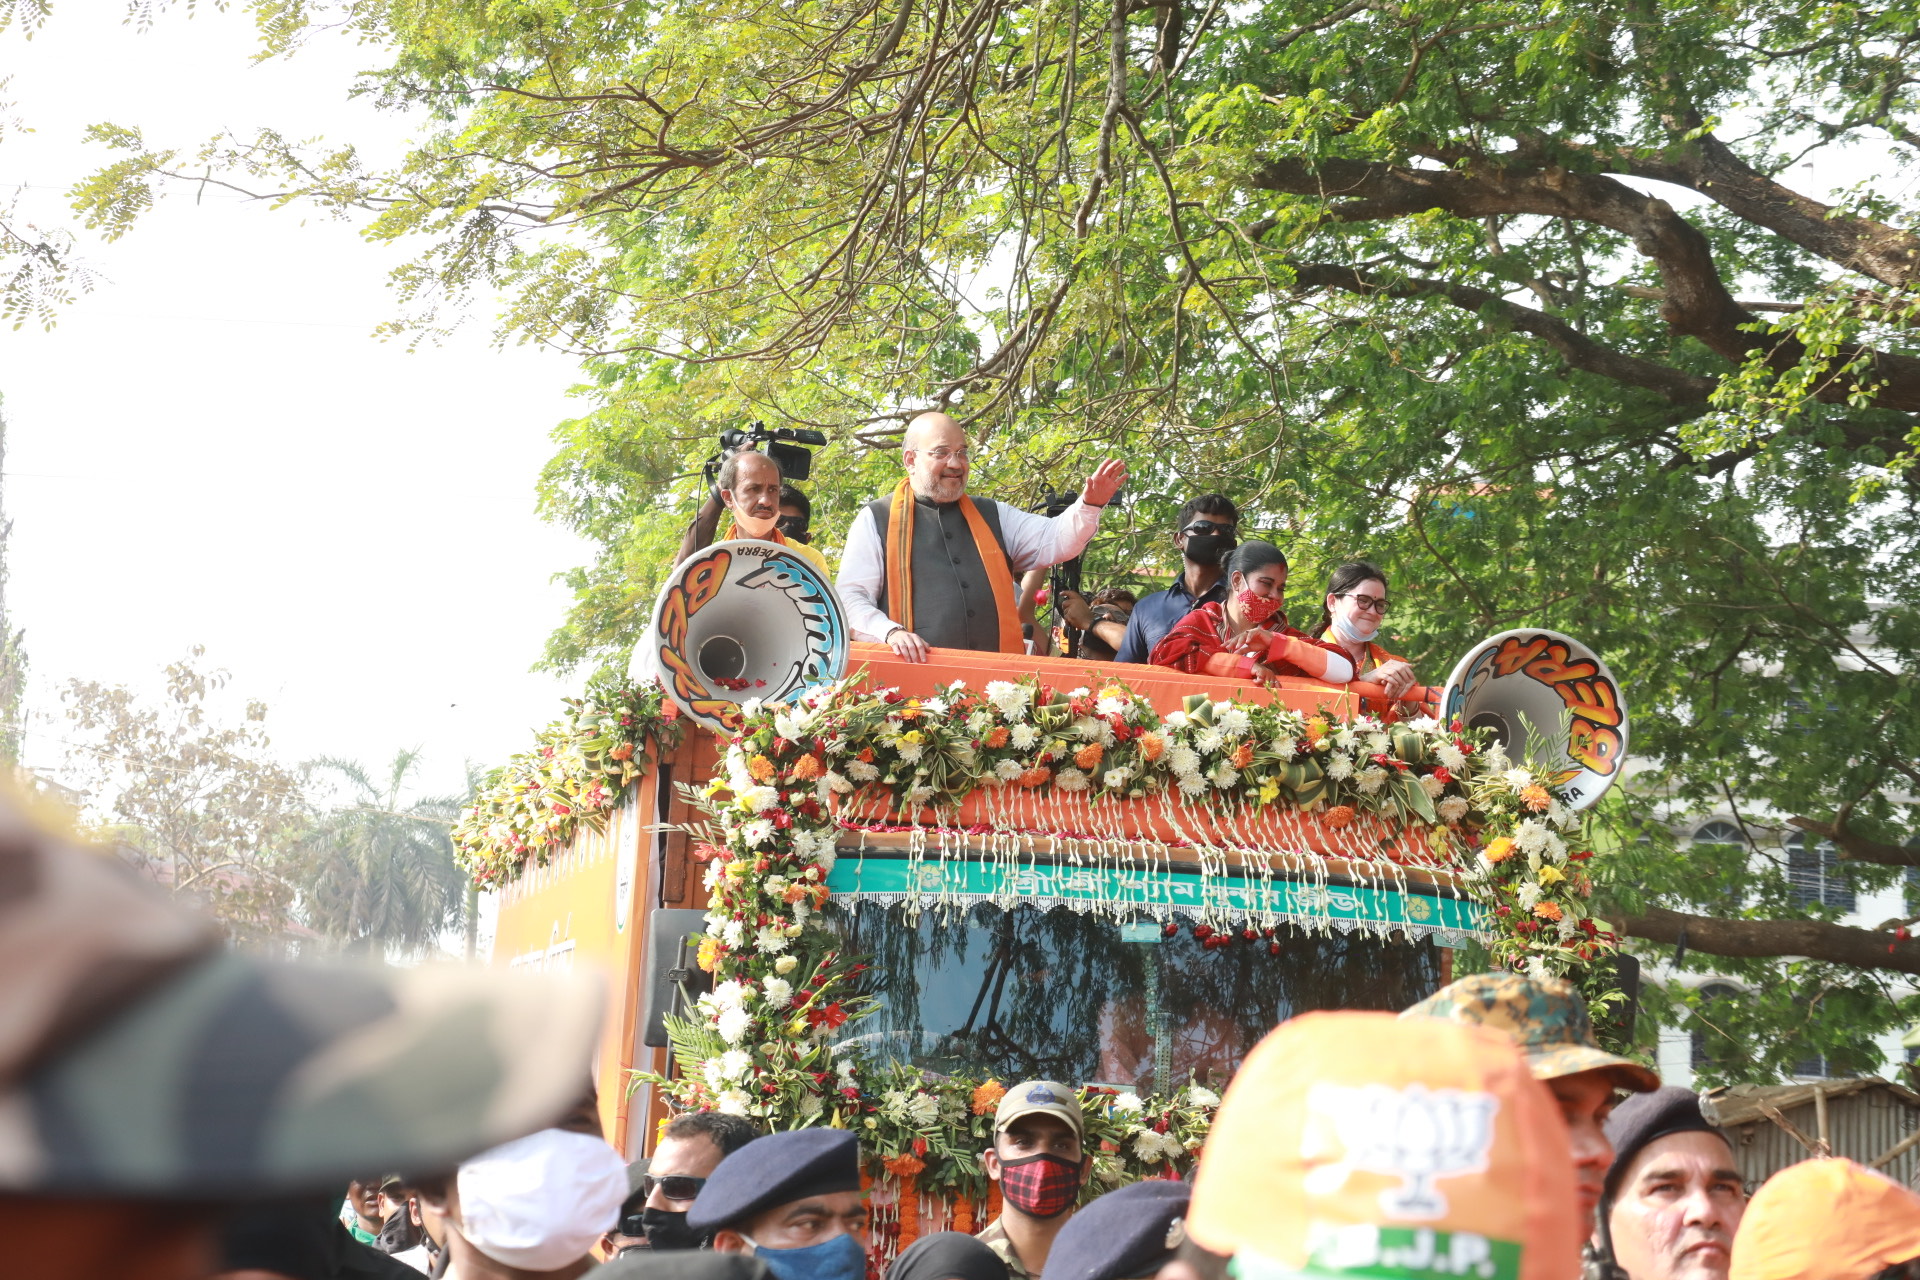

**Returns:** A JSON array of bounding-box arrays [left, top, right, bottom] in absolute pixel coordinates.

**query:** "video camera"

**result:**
[[712, 422, 828, 483], [1038, 490, 1085, 657]]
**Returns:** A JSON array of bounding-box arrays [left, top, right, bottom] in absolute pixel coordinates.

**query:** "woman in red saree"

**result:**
[[1149, 541, 1355, 685]]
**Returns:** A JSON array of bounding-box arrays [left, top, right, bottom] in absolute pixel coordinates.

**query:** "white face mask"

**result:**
[[456, 1127, 629, 1270], [1331, 610, 1379, 643]]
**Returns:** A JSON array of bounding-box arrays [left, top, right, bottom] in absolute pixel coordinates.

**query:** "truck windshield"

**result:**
[[827, 901, 1441, 1093]]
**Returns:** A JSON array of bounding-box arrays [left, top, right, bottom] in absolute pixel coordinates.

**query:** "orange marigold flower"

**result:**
[[1485, 836, 1517, 864], [985, 726, 1011, 749], [1138, 733, 1166, 762], [1532, 900, 1565, 922], [610, 742, 636, 761], [1074, 743, 1105, 770], [858, 747, 876, 764], [783, 883, 810, 904], [1017, 767, 1050, 788], [748, 755, 776, 782], [971, 1080, 1008, 1115], [1304, 719, 1329, 744], [1230, 742, 1255, 769], [1520, 784, 1552, 812], [791, 754, 824, 780], [1324, 804, 1356, 829], [885, 1153, 927, 1177]]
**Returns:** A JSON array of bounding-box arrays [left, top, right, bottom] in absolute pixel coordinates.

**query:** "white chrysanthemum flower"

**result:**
[[739, 697, 765, 719], [1503, 766, 1534, 791], [1273, 738, 1298, 761], [762, 977, 793, 1008], [721, 920, 746, 948], [908, 1093, 941, 1126], [792, 900, 812, 924], [1010, 723, 1040, 750], [1354, 714, 1383, 734], [816, 848, 837, 875], [1366, 732, 1392, 755], [1439, 795, 1471, 822], [1544, 833, 1568, 862], [1515, 820, 1550, 853], [1483, 746, 1512, 773], [821, 770, 853, 796], [1408, 715, 1441, 733], [1103, 767, 1132, 789], [823, 735, 848, 756], [995, 759, 1026, 782], [703, 862, 723, 891], [774, 709, 814, 740], [1194, 727, 1224, 755], [880, 1089, 912, 1122], [966, 710, 992, 735], [1178, 773, 1208, 796], [1555, 916, 1578, 940], [1420, 773, 1447, 798], [897, 741, 925, 764], [1526, 955, 1551, 980], [1185, 1085, 1220, 1108], [986, 681, 1029, 721], [1163, 710, 1190, 729], [774, 954, 799, 975], [1168, 744, 1201, 777], [718, 1049, 753, 1081], [737, 786, 781, 814], [798, 1091, 826, 1119], [1056, 767, 1091, 792], [1130, 1131, 1166, 1162], [1211, 765, 1241, 789], [716, 1089, 752, 1116], [836, 1057, 857, 1080], [1516, 881, 1543, 910], [716, 1005, 753, 1044], [848, 759, 880, 782], [1217, 707, 1252, 737], [907, 783, 935, 804], [1096, 695, 1130, 717], [1357, 766, 1389, 796], [1436, 743, 1468, 772], [1072, 716, 1106, 742], [712, 979, 750, 1009], [1326, 754, 1355, 781], [741, 819, 776, 846], [755, 926, 790, 954], [703, 1059, 730, 1091], [1112, 1093, 1145, 1113], [1547, 799, 1573, 829], [923, 698, 949, 716]]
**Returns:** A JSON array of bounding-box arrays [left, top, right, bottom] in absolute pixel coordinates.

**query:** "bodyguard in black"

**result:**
[[1113, 495, 1239, 662]]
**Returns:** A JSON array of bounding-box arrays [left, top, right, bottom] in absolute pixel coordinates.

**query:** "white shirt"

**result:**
[[836, 493, 1104, 641]]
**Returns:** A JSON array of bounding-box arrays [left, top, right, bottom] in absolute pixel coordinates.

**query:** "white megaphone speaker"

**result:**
[[644, 540, 849, 733], [1440, 629, 1628, 810]]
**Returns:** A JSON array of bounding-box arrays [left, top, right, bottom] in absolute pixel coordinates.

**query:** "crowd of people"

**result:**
[[682, 411, 1416, 694], [12, 784, 1920, 1280]]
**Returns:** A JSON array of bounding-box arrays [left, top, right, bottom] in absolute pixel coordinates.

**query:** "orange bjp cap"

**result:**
[[1188, 1010, 1581, 1280], [1730, 1158, 1920, 1280]]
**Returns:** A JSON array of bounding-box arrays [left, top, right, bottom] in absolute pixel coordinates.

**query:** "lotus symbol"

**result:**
[[1302, 1083, 1498, 1219]]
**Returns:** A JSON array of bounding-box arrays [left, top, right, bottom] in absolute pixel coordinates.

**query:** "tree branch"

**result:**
[[1787, 814, 1920, 868], [1619, 904, 1920, 975]]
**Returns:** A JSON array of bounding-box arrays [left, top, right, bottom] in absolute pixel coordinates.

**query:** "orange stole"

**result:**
[[882, 479, 1024, 653]]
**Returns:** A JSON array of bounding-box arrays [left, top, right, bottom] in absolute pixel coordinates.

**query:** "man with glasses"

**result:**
[[1114, 494, 1239, 663], [607, 1111, 761, 1255], [838, 410, 1128, 660]]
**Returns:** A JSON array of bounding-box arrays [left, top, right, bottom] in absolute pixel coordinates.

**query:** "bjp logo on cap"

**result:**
[[1301, 1083, 1498, 1219]]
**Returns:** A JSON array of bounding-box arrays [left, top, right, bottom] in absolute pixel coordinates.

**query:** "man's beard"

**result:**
[[918, 475, 967, 503]]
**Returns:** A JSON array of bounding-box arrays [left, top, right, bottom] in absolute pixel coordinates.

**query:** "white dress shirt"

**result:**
[[836, 493, 1105, 641]]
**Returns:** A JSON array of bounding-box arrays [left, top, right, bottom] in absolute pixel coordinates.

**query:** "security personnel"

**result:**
[[1046, 1180, 1192, 1280], [691, 1128, 870, 1280], [976, 1080, 1091, 1280]]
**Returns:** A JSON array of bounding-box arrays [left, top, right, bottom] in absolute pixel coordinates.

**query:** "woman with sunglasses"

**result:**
[[1311, 560, 1420, 700], [1148, 541, 1354, 686]]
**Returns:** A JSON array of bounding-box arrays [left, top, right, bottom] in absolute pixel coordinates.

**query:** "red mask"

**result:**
[[996, 1152, 1083, 1219], [1236, 589, 1282, 626]]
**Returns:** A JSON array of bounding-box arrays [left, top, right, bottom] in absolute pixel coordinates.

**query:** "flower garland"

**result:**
[[451, 681, 684, 887], [638, 671, 1616, 1200]]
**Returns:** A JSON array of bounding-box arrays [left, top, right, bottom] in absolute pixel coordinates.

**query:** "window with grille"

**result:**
[[1784, 833, 1855, 913], [1690, 982, 1742, 1072]]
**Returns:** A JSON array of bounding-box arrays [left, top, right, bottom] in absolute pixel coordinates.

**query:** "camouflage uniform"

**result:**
[[1402, 972, 1660, 1090], [0, 795, 606, 1198]]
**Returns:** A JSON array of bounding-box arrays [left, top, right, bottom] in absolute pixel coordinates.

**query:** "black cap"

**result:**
[[1602, 1085, 1726, 1208], [1046, 1180, 1192, 1280], [686, 1128, 862, 1233]]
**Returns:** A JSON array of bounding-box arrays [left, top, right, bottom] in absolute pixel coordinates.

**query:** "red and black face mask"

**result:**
[[996, 1152, 1084, 1219]]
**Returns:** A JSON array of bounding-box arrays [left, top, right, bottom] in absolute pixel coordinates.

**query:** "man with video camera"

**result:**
[[676, 435, 830, 577], [838, 411, 1127, 662]]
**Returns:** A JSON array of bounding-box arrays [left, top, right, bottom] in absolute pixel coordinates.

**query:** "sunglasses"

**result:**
[[1180, 522, 1235, 537], [642, 1173, 707, 1202]]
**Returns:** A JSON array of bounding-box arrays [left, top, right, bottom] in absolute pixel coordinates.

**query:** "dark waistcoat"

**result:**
[[866, 494, 1014, 652]]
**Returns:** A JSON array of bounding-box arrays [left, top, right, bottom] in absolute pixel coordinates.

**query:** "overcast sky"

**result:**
[[3, 5, 599, 806]]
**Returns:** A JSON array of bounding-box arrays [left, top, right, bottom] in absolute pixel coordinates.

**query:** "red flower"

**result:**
[[1162, 921, 1179, 939], [809, 1002, 850, 1030], [1430, 766, 1452, 785]]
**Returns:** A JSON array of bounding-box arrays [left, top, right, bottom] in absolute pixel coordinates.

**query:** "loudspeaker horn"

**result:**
[[1439, 629, 1628, 810], [646, 540, 849, 733]]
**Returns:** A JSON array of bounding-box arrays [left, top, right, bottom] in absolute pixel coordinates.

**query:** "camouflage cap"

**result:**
[[0, 793, 606, 1198], [1401, 973, 1659, 1093]]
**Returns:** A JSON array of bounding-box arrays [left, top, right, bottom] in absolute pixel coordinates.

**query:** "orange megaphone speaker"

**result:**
[[1439, 629, 1628, 810], [644, 540, 849, 733]]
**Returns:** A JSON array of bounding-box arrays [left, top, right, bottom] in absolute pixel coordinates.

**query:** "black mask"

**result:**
[[641, 1207, 709, 1251], [775, 516, 811, 544], [1184, 530, 1234, 567], [374, 1207, 421, 1254]]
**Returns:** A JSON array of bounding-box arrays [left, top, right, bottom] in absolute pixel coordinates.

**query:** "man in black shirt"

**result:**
[[1113, 494, 1239, 662]]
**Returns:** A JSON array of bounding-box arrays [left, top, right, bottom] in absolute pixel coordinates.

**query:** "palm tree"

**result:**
[[295, 750, 468, 959]]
